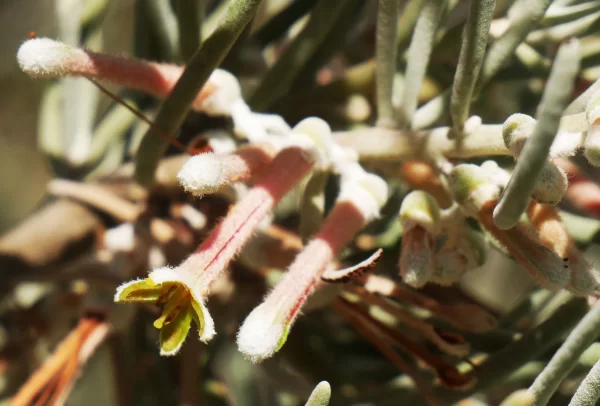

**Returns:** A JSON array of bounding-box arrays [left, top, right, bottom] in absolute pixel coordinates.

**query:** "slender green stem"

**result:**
[[174, 0, 204, 62], [146, 0, 180, 62], [528, 300, 600, 405], [376, 0, 401, 127], [450, 0, 495, 135], [398, 0, 447, 128], [493, 40, 580, 230], [248, 0, 354, 111], [134, 0, 263, 187], [396, 0, 427, 57], [250, 0, 319, 47], [291, 0, 365, 88], [38, 82, 64, 159]]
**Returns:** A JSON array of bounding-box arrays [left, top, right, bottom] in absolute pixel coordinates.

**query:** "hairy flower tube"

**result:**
[[449, 164, 569, 290], [236, 169, 387, 363], [115, 118, 333, 355], [502, 114, 568, 205], [398, 191, 440, 288], [17, 37, 286, 141]]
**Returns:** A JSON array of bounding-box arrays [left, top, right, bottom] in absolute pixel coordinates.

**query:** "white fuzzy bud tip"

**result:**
[[178, 153, 228, 197], [17, 38, 80, 78], [236, 303, 290, 363]]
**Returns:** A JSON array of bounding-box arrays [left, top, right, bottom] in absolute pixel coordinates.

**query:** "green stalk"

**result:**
[[493, 40, 580, 230], [413, 0, 553, 130], [450, 0, 495, 135], [376, 0, 401, 127], [398, 0, 447, 128], [134, 0, 263, 187], [174, 0, 205, 62], [146, 0, 180, 62], [528, 300, 600, 406], [250, 0, 319, 47], [478, 0, 553, 88]]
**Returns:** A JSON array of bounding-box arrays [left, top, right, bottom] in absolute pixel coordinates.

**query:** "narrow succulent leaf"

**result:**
[[494, 40, 580, 229], [173, 0, 203, 62], [527, 9, 600, 45], [478, 0, 554, 89], [305, 381, 331, 406], [570, 356, 600, 405], [250, 0, 319, 47], [450, 0, 495, 135], [376, 0, 401, 127], [528, 301, 600, 406], [398, 0, 447, 128], [542, 1, 600, 27]]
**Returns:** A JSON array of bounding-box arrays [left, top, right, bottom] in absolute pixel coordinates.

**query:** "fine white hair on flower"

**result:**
[[236, 303, 288, 363], [17, 38, 79, 78], [177, 153, 228, 197]]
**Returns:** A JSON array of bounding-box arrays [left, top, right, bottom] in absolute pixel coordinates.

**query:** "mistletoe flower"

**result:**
[[449, 164, 569, 290], [398, 191, 440, 288], [502, 114, 568, 205], [237, 167, 388, 363], [17, 37, 289, 142], [116, 118, 333, 355]]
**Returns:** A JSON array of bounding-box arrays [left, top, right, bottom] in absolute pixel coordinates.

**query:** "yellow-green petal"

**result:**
[[114, 278, 161, 303], [159, 307, 193, 356]]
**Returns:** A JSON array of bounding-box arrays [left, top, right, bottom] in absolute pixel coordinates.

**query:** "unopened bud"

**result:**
[[502, 114, 568, 205], [399, 191, 440, 288], [448, 164, 501, 217], [502, 113, 536, 156], [531, 163, 568, 205]]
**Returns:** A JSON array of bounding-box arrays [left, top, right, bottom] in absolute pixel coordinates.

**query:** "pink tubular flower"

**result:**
[[115, 118, 332, 355], [16, 37, 236, 112], [237, 169, 388, 363]]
